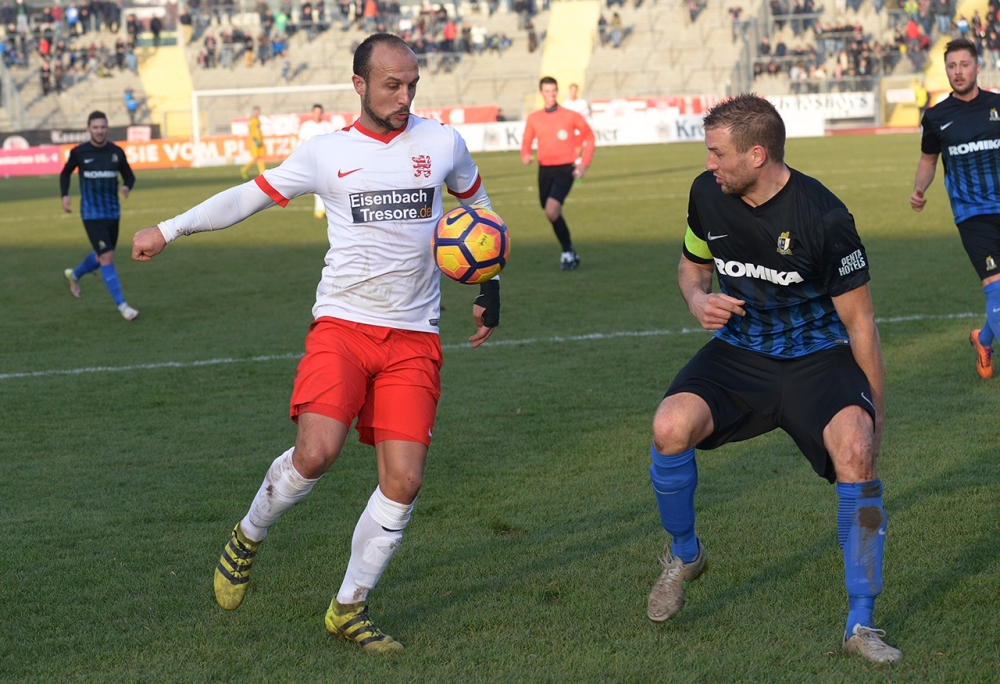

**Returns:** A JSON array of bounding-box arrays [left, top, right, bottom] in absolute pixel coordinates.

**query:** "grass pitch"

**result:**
[[2, 135, 998, 682]]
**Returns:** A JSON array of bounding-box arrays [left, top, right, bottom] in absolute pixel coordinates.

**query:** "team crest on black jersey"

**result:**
[[987, 255, 997, 271], [776, 231, 793, 255], [991, 109, 1000, 122], [111, 153, 118, 163]]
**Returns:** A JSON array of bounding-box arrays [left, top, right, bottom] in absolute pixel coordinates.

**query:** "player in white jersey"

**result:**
[[561, 83, 591, 118], [132, 34, 501, 652], [297, 104, 336, 219]]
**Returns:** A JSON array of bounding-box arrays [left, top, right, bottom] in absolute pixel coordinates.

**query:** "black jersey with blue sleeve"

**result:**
[[59, 141, 135, 220], [920, 89, 1000, 224], [682, 169, 870, 358]]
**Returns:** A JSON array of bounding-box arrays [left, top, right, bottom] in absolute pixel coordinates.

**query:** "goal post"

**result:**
[[190, 83, 356, 167]]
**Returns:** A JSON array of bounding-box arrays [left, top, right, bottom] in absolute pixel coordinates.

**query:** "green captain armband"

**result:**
[[683, 226, 713, 261]]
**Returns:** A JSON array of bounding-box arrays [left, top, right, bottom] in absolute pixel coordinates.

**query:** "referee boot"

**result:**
[[970, 329, 993, 379], [647, 541, 708, 622], [560, 249, 580, 271], [213, 523, 261, 610]]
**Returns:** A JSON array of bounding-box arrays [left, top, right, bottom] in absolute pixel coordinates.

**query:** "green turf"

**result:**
[[2, 135, 998, 682]]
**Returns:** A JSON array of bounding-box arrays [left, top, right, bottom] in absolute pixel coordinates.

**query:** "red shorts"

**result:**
[[290, 317, 443, 447]]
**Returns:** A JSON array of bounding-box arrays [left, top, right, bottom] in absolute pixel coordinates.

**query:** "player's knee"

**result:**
[[381, 472, 422, 503], [651, 414, 697, 455], [827, 416, 876, 481], [291, 442, 339, 478], [545, 207, 561, 222]]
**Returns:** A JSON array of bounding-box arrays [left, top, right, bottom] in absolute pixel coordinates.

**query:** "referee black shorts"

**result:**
[[538, 164, 575, 208], [956, 214, 1000, 281], [83, 219, 120, 255], [664, 339, 875, 483]]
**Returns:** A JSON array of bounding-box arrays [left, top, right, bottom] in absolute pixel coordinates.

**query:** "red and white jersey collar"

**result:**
[[349, 116, 411, 143]]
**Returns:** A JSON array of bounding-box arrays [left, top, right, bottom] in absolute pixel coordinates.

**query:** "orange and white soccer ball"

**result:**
[[432, 205, 510, 284]]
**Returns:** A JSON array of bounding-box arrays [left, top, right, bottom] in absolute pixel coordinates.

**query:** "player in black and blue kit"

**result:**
[[912, 38, 1000, 379], [646, 95, 900, 664], [60, 110, 139, 320]]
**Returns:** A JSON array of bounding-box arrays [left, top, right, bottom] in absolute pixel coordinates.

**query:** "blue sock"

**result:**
[[836, 480, 886, 639], [73, 252, 100, 280], [100, 264, 126, 306], [982, 281, 1000, 346], [650, 445, 699, 562], [979, 321, 994, 347]]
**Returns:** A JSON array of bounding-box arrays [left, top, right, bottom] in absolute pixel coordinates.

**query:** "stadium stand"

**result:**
[[1, 0, 151, 130], [12, 0, 997, 134]]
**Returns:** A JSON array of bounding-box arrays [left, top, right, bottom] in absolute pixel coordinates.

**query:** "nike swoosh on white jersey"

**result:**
[[707, 232, 728, 240], [940, 121, 954, 130]]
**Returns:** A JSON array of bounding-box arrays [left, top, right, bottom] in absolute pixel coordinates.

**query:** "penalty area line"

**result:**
[[0, 312, 980, 381]]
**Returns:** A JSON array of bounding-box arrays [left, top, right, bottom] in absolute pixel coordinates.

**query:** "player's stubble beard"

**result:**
[[950, 77, 977, 98], [362, 88, 409, 134], [720, 160, 756, 198]]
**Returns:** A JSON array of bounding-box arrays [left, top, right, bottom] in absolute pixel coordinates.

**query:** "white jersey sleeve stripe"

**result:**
[[255, 175, 290, 207]]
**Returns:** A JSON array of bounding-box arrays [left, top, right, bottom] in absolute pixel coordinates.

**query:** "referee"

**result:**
[[911, 38, 1000, 379], [521, 76, 595, 271], [647, 95, 900, 665], [60, 111, 138, 321]]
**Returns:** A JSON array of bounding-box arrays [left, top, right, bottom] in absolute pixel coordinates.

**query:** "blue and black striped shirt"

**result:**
[[921, 89, 1000, 224], [59, 141, 135, 221], [683, 169, 870, 358]]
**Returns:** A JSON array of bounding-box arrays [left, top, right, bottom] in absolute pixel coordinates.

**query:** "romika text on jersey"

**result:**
[[83, 170, 121, 179], [948, 139, 1000, 155], [714, 258, 804, 285]]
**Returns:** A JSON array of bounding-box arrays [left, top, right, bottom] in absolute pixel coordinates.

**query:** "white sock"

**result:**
[[335, 486, 414, 605], [240, 448, 320, 542]]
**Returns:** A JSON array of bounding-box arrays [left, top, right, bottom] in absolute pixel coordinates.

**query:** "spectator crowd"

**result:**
[[181, 0, 531, 76], [1, 0, 147, 100]]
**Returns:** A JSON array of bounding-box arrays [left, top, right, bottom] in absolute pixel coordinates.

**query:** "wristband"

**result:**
[[475, 278, 501, 328]]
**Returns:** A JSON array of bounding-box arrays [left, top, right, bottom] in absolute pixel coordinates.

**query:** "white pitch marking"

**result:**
[[0, 312, 981, 381]]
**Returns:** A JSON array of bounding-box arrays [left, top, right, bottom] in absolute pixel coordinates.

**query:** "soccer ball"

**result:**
[[432, 205, 510, 284]]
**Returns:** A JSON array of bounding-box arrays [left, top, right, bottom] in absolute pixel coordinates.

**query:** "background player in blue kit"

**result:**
[[911, 38, 1000, 379], [60, 111, 139, 321], [647, 94, 901, 665]]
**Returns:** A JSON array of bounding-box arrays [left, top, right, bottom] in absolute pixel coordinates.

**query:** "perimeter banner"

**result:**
[[0, 146, 64, 177]]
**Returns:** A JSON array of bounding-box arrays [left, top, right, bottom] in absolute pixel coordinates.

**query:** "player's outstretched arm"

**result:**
[[678, 256, 745, 330], [832, 283, 885, 455], [469, 278, 500, 348], [910, 152, 938, 212], [132, 226, 167, 261]]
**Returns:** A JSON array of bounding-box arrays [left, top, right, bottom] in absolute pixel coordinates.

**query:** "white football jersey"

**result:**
[[256, 115, 488, 333], [297, 118, 335, 143]]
